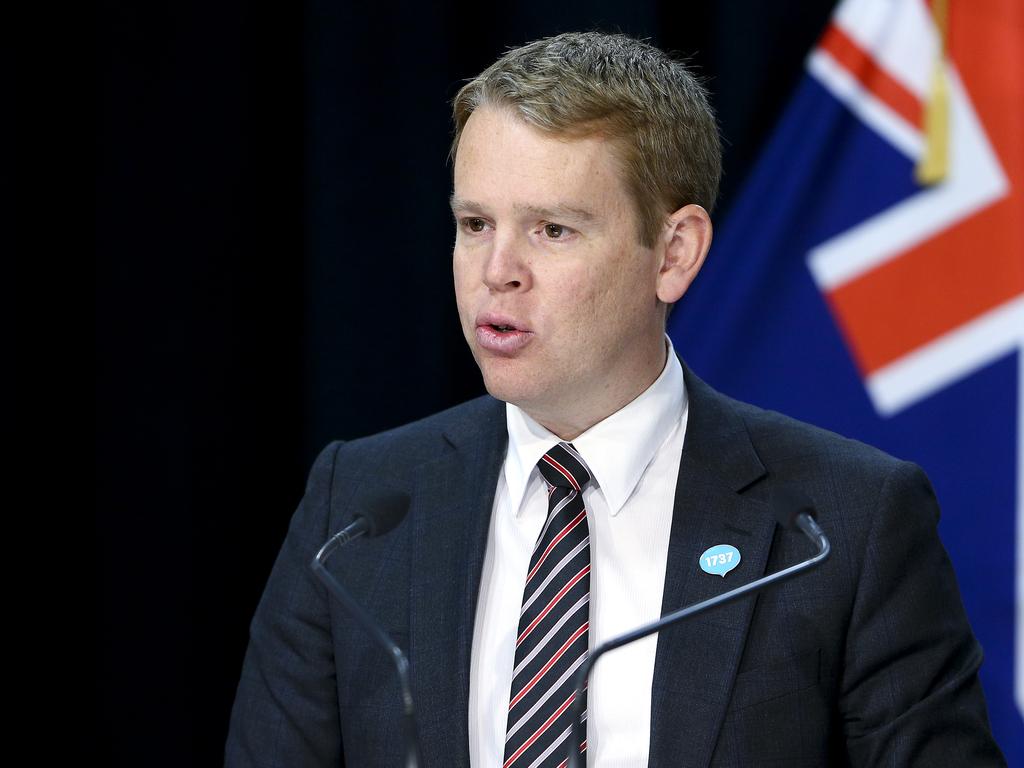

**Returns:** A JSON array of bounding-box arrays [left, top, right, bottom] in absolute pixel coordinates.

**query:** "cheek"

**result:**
[[452, 252, 476, 307], [452, 292, 475, 340], [550, 271, 607, 337], [571, 261, 654, 343], [609, 251, 659, 309]]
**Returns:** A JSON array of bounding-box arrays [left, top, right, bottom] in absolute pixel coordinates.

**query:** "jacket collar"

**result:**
[[647, 362, 773, 768], [408, 396, 507, 766]]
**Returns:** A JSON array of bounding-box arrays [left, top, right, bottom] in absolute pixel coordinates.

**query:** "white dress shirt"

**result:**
[[469, 339, 689, 767]]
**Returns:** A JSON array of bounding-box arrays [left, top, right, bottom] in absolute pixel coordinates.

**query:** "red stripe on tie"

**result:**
[[555, 739, 586, 768], [508, 622, 588, 710], [502, 691, 576, 768], [554, 738, 587, 768], [541, 454, 581, 491], [517, 565, 590, 647], [526, 508, 587, 585]]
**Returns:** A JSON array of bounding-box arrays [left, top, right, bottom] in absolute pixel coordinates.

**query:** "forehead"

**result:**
[[452, 106, 632, 217]]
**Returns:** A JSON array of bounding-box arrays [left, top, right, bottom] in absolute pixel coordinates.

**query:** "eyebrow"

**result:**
[[449, 196, 598, 225]]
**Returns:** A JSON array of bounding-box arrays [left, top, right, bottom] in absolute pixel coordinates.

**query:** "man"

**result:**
[[226, 32, 1004, 767]]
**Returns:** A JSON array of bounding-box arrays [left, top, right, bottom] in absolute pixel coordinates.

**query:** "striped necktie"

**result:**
[[503, 442, 592, 768]]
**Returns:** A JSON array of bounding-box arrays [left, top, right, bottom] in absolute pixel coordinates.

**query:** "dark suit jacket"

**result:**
[[225, 365, 1004, 767]]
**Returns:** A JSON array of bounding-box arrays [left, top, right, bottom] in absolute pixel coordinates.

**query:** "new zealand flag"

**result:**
[[669, 0, 1023, 759]]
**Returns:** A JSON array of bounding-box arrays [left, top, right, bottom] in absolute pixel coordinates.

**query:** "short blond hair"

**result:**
[[451, 31, 721, 247]]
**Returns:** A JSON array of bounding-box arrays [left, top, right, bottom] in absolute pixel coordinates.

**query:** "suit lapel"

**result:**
[[648, 366, 776, 768], [408, 398, 507, 767]]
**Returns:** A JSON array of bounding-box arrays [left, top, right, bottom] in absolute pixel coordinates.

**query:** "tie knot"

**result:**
[[538, 442, 592, 491]]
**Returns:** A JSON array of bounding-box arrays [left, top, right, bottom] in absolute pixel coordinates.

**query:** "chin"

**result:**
[[478, 366, 542, 408]]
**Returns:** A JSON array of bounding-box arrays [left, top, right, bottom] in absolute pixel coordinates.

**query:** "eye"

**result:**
[[466, 218, 487, 233], [543, 223, 566, 239]]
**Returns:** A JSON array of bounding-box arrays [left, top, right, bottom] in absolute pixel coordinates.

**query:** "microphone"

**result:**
[[316, 490, 410, 553], [309, 491, 421, 768], [771, 486, 829, 550], [565, 488, 831, 768]]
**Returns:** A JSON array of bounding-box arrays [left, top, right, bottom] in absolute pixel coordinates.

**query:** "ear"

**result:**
[[655, 204, 713, 304]]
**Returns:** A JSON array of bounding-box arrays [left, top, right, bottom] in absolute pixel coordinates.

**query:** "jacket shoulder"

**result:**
[[712, 390, 940, 537], [728, 395, 904, 478], [310, 395, 505, 483]]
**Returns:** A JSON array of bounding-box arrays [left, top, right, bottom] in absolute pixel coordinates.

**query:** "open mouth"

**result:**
[[475, 316, 533, 354]]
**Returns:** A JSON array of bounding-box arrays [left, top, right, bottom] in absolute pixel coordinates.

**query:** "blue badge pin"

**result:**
[[699, 544, 741, 577]]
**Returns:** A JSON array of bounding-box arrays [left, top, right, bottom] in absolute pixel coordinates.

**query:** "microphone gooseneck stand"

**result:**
[[564, 498, 831, 768], [308, 488, 829, 768], [309, 492, 422, 768]]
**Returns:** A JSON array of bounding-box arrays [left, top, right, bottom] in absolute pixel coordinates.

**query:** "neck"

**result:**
[[529, 340, 669, 441]]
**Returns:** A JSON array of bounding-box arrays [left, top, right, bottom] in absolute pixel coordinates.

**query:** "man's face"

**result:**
[[451, 106, 669, 437]]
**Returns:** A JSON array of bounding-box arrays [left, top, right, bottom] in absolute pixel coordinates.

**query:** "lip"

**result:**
[[476, 312, 529, 331], [474, 312, 534, 356]]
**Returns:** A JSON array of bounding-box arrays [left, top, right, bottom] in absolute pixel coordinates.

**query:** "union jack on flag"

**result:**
[[669, 0, 1023, 758]]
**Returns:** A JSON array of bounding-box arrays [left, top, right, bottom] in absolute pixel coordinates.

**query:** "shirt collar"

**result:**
[[504, 336, 687, 518]]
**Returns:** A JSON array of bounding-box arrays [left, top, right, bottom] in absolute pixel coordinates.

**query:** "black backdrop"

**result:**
[[96, 1, 836, 763]]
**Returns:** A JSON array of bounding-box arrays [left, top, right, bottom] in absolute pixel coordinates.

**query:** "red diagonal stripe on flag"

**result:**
[[827, 209, 1024, 373], [818, 22, 922, 129]]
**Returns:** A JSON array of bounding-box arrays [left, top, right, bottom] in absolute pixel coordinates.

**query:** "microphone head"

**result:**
[[771, 486, 817, 530], [356, 490, 411, 538]]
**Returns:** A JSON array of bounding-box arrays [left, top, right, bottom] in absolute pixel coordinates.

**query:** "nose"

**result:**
[[483, 232, 530, 292]]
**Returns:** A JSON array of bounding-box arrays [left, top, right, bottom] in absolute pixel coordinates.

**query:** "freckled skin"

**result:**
[[451, 106, 675, 439]]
